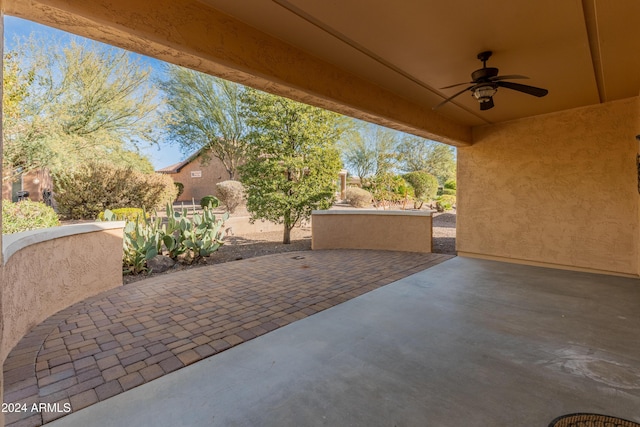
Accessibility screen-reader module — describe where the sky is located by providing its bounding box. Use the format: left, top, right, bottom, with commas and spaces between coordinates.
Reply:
4, 15, 186, 170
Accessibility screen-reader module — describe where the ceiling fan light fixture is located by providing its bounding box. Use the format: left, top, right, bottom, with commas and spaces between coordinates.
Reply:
473, 85, 497, 103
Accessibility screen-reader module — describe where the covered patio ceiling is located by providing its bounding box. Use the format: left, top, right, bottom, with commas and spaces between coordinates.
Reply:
4, 0, 640, 144
199, 0, 640, 127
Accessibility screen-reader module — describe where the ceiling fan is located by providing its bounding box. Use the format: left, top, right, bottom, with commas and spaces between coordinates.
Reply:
434, 51, 548, 111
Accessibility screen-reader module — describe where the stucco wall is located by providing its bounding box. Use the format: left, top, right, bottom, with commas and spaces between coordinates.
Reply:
1, 224, 125, 360
311, 210, 432, 253
168, 156, 230, 202
458, 97, 639, 276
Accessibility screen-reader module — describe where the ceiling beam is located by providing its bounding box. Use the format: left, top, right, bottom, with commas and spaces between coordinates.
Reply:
581, 0, 605, 103
5, 0, 472, 146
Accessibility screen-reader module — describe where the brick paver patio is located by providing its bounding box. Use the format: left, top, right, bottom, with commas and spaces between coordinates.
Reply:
3, 250, 452, 426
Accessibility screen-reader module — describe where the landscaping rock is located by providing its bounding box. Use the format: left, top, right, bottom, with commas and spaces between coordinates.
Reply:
147, 255, 176, 273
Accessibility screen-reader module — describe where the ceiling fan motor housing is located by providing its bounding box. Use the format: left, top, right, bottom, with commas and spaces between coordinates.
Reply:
472, 67, 499, 82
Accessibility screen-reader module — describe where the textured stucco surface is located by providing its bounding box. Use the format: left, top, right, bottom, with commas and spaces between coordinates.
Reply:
311, 211, 432, 253
165, 156, 230, 203
1, 228, 124, 360
458, 97, 639, 276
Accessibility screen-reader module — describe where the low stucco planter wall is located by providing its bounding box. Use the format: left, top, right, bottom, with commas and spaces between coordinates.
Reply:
1, 222, 125, 360
311, 209, 433, 253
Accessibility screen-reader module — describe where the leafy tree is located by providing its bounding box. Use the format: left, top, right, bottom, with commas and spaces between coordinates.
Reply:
340, 122, 398, 178
3, 51, 34, 122
404, 171, 438, 209
2, 36, 159, 179
342, 135, 375, 179
160, 65, 249, 179
397, 136, 456, 185
239, 89, 344, 244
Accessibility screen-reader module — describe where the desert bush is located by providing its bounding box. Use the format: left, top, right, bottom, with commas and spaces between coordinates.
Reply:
435, 195, 456, 212
345, 187, 372, 208
174, 182, 184, 199
200, 195, 220, 209
444, 179, 457, 190
363, 173, 413, 208
97, 207, 147, 222
216, 180, 245, 213
137, 173, 179, 212
442, 188, 456, 196
403, 171, 438, 209
2, 200, 60, 234
54, 162, 178, 219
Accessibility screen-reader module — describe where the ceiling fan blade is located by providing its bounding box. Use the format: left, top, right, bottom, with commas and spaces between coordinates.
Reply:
433, 85, 474, 110
480, 97, 495, 111
497, 81, 548, 97
440, 81, 473, 89
490, 74, 529, 82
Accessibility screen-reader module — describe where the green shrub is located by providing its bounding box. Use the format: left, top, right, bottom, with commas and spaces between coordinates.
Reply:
363, 173, 414, 208
442, 188, 457, 196
403, 171, 438, 209
97, 208, 147, 222
54, 162, 178, 219
200, 195, 220, 209
444, 180, 457, 190
174, 182, 185, 200
345, 187, 372, 208
2, 200, 60, 234
215, 180, 245, 213
435, 195, 456, 212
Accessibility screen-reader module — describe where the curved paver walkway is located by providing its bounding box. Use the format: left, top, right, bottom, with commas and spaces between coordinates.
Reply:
4, 250, 452, 426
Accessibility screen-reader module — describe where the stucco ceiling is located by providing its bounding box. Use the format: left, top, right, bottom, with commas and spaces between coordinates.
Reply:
197, 0, 640, 127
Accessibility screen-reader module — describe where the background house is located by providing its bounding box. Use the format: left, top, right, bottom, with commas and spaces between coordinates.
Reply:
1, 169, 53, 203
157, 149, 230, 203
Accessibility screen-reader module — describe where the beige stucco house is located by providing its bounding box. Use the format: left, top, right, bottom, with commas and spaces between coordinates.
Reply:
0, 1, 639, 422
156, 149, 231, 203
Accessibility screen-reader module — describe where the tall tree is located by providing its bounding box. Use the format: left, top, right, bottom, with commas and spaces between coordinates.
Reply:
160, 66, 248, 179
2, 36, 160, 177
397, 136, 456, 185
340, 122, 398, 178
239, 89, 344, 244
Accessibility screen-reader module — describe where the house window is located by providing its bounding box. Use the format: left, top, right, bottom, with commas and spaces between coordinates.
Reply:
191, 171, 202, 178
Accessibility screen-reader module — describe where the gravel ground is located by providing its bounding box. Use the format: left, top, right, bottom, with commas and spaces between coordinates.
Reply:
124, 210, 456, 283
431, 211, 457, 254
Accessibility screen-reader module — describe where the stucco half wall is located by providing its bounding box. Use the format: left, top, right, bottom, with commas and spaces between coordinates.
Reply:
311, 210, 433, 253
458, 97, 639, 277
1, 223, 125, 361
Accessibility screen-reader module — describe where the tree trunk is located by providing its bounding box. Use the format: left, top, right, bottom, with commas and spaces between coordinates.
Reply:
283, 225, 291, 244
283, 210, 292, 244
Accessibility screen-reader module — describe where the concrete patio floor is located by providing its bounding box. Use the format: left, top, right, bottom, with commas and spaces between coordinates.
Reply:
45, 256, 640, 427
